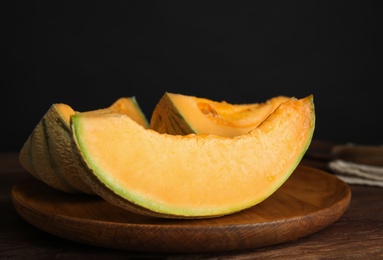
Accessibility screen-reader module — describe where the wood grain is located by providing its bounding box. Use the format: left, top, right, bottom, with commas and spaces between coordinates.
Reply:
11, 165, 351, 253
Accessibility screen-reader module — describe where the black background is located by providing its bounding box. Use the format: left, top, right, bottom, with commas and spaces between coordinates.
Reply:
1, 0, 382, 152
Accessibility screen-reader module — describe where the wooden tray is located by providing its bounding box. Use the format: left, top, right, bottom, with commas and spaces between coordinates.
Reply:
11, 165, 351, 253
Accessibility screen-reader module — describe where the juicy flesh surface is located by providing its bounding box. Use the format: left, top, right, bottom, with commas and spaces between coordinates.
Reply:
196, 96, 290, 127
73, 96, 314, 216
171, 94, 291, 137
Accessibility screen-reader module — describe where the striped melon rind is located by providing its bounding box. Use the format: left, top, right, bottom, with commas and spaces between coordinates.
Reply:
19, 103, 85, 193
19, 97, 149, 194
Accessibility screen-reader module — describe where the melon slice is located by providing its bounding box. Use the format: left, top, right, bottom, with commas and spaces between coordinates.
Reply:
150, 92, 291, 137
71, 95, 315, 218
19, 97, 149, 194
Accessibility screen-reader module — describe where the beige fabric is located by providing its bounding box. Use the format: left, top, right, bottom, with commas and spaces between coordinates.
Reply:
329, 159, 383, 188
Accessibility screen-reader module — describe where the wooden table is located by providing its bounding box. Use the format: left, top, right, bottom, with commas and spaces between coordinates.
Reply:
1, 140, 383, 259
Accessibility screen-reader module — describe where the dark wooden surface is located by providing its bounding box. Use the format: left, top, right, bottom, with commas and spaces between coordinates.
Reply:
11, 165, 350, 253
1, 140, 383, 259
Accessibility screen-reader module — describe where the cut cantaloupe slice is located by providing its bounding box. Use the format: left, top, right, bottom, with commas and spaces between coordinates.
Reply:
71, 95, 315, 218
150, 92, 291, 137
19, 97, 149, 194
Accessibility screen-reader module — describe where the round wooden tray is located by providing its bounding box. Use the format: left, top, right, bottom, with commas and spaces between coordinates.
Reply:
11, 165, 351, 253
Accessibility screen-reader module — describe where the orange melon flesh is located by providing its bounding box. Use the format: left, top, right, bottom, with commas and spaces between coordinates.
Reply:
57, 97, 149, 128
150, 92, 291, 137
109, 97, 149, 127
72, 95, 315, 218
55, 103, 75, 123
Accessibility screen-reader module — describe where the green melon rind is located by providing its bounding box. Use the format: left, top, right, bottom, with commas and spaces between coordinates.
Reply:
43, 105, 95, 194
19, 105, 80, 193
